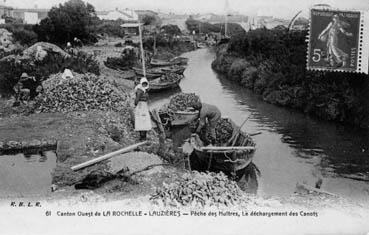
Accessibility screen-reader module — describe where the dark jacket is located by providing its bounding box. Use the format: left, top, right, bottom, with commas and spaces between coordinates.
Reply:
134, 88, 149, 106
196, 103, 221, 132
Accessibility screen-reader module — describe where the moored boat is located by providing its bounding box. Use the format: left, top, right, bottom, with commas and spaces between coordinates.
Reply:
150, 57, 189, 67
148, 74, 183, 92
132, 67, 162, 80
161, 65, 186, 75
133, 65, 186, 79
182, 118, 258, 191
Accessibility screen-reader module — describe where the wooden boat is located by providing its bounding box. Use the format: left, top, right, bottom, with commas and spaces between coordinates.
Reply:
170, 57, 189, 65
133, 65, 186, 79
150, 57, 188, 67
161, 65, 186, 75
150, 59, 177, 67
182, 118, 258, 191
196, 42, 207, 48
132, 67, 162, 80
148, 74, 183, 93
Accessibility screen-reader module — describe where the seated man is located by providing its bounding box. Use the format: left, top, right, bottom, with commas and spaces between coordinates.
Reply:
193, 102, 221, 145
14, 73, 35, 104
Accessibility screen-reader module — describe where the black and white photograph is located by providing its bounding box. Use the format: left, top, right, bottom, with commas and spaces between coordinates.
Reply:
0, 0, 368, 234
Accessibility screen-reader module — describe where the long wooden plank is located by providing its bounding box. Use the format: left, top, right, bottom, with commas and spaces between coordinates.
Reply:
71, 141, 147, 171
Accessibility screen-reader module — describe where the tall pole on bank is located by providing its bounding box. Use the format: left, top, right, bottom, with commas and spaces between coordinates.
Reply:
138, 23, 146, 77
224, 0, 229, 37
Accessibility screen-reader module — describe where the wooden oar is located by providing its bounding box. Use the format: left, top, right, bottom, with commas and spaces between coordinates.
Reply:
227, 115, 251, 146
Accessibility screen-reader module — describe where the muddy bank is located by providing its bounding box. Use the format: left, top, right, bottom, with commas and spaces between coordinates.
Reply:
211, 30, 369, 128
0, 111, 169, 186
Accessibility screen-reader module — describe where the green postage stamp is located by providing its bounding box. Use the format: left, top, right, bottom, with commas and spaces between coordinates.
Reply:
307, 9, 369, 74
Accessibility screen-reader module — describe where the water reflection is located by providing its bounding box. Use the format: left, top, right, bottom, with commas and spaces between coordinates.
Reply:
0, 151, 57, 197
216, 74, 369, 176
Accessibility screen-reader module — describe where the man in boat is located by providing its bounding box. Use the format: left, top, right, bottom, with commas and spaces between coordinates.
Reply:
193, 102, 221, 145
134, 77, 152, 140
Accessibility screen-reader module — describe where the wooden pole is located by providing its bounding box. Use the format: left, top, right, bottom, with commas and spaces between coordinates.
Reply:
71, 141, 147, 171
227, 115, 250, 146
201, 146, 256, 151
138, 23, 146, 77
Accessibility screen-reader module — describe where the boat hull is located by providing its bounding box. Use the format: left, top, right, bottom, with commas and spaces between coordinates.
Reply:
187, 119, 256, 188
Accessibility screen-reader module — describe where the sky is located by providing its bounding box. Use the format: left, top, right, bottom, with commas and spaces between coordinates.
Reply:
2, 0, 369, 18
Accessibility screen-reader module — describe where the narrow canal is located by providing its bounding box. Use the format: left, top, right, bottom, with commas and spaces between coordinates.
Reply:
150, 48, 369, 203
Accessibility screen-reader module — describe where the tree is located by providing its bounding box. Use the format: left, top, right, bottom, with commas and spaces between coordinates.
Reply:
140, 14, 162, 55
34, 0, 98, 45
161, 24, 181, 36
141, 15, 157, 26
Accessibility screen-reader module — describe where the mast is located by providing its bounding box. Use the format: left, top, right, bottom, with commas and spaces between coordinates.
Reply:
224, 0, 230, 37
225, 13, 228, 37
138, 23, 146, 77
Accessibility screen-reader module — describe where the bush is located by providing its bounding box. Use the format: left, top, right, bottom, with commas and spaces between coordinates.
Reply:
228, 58, 248, 83
104, 51, 137, 70
1, 23, 38, 46
34, 0, 98, 45
213, 28, 369, 126
161, 24, 181, 36
0, 49, 99, 97
95, 20, 125, 38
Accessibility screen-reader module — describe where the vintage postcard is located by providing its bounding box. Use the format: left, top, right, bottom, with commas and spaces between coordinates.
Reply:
0, 0, 369, 234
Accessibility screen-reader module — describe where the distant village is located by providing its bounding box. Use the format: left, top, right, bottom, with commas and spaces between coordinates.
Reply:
0, 1, 308, 31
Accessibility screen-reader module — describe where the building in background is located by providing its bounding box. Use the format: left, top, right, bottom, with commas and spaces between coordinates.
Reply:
97, 8, 138, 22
0, 2, 12, 23
12, 8, 48, 24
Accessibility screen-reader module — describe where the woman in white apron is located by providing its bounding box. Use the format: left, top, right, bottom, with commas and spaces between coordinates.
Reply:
134, 77, 152, 140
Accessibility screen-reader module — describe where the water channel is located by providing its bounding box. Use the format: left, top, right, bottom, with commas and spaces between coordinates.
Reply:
150, 48, 369, 203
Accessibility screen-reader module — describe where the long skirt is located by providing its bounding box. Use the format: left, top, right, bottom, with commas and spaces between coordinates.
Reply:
134, 101, 152, 131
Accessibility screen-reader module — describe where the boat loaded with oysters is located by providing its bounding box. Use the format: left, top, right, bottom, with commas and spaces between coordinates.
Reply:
156, 93, 260, 192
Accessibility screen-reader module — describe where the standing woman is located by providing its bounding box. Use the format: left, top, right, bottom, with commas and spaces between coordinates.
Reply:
134, 77, 152, 140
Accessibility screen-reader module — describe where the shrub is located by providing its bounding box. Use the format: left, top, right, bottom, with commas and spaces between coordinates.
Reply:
1, 23, 38, 46
215, 28, 369, 126
161, 24, 181, 36
95, 20, 125, 38
34, 0, 98, 45
228, 58, 248, 83
0, 49, 99, 97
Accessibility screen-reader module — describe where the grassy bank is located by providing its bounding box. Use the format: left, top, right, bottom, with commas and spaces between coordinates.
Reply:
211, 29, 369, 128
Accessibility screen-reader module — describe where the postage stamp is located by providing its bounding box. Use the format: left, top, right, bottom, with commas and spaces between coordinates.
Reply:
307, 9, 368, 74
